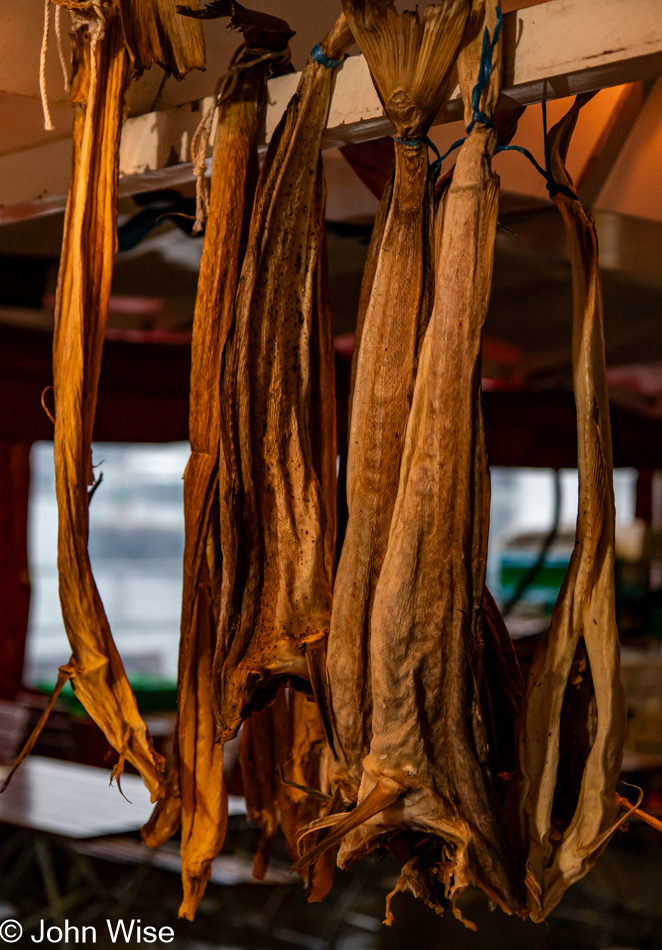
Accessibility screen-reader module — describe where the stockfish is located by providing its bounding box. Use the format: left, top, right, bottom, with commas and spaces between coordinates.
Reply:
326, 0, 470, 806
4, 0, 205, 802
514, 95, 628, 922
299, 1, 526, 920
214, 13, 353, 743
142, 3, 293, 921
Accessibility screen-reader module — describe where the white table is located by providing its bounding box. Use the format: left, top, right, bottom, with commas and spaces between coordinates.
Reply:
0, 756, 244, 839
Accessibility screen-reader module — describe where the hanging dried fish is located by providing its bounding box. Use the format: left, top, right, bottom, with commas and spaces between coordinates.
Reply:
4, 0, 205, 802
299, 1, 527, 919
240, 690, 335, 900
238, 212, 338, 900
118, 0, 205, 77
142, 4, 293, 922
214, 13, 353, 743
326, 0, 470, 807
4, 6, 158, 801
513, 95, 628, 922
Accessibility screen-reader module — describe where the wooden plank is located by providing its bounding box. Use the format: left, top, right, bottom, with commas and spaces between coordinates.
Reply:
576, 80, 656, 207
1, 0, 662, 223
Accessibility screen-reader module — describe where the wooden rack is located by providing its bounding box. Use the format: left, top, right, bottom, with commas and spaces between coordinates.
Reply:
1, 0, 660, 223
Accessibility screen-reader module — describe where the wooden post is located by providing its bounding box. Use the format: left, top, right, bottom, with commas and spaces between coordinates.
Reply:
0, 440, 32, 701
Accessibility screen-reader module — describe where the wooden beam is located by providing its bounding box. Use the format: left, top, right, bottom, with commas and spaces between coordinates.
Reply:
1, 0, 662, 223
577, 80, 656, 208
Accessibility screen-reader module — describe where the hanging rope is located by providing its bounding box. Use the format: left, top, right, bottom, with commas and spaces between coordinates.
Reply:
54, 3, 70, 93
494, 102, 577, 200
189, 44, 291, 233
40, 0, 55, 131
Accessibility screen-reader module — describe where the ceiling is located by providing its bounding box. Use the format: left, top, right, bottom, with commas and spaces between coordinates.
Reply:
0, 0, 661, 419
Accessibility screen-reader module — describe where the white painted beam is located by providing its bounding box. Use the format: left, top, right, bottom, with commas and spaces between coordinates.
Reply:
1, 0, 661, 223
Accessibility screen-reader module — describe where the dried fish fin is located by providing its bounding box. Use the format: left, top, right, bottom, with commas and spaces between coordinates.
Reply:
1, 664, 73, 793
50, 11, 164, 803
180, 0, 294, 45
342, 0, 470, 139
293, 780, 403, 872
118, 0, 205, 78
514, 95, 627, 922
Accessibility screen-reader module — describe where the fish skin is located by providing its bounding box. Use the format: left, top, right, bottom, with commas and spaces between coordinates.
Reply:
303, 1, 527, 918
51, 11, 165, 803
214, 15, 353, 743
142, 19, 292, 918
326, 0, 469, 808
513, 94, 628, 922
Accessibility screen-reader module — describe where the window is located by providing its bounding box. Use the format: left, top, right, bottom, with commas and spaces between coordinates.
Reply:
26, 442, 188, 690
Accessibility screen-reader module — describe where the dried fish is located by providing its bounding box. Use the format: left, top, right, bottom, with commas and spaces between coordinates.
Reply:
142, 6, 293, 921
118, 0, 205, 77
326, 0, 470, 805
300, 1, 527, 919
241, 691, 335, 900
5, 0, 205, 803
3, 7, 162, 801
214, 13, 353, 743
240, 692, 290, 882
513, 95, 628, 922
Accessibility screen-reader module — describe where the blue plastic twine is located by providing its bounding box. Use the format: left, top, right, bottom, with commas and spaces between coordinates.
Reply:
395, 136, 443, 183
467, 8, 503, 134
428, 12, 577, 201
428, 10, 504, 167
391, 10, 577, 200
494, 102, 577, 200
311, 44, 344, 69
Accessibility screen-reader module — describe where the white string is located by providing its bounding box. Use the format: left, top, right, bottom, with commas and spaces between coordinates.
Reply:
54, 3, 70, 93
189, 46, 292, 233
40, 0, 55, 131
190, 97, 216, 233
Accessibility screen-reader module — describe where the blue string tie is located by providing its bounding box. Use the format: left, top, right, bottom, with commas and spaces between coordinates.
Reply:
429, 11, 503, 167
394, 136, 443, 183
311, 44, 344, 69
494, 102, 577, 200
466, 8, 502, 134
390, 10, 577, 201
425, 12, 577, 201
